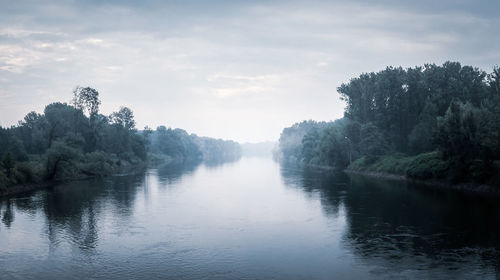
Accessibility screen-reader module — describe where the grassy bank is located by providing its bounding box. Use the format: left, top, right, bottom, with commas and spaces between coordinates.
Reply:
0, 151, 149, 197
347, 151, 500, 187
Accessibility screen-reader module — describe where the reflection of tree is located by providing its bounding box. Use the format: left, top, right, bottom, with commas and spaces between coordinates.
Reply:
203, 156, 241, 169
156, 160, 200, 185
279, 163, 500, 276
0, 172, 146, 254
342, 175, 500, 272
1, 199, 14, 228
42, 174, 145, 252
279, 163, 348, 216
344, 176, 500, 257
42, 180, 106, 252
107, 174, 146, 215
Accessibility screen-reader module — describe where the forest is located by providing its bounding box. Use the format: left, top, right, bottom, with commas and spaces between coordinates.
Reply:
278, 62, 500, 186
0, 87, 241, 190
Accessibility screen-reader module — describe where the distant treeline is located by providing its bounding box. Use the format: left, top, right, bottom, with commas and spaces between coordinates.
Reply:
278, 62, 500, 186
241, 141, 276, 157
146, 127, 241, 164
0, 87, 241, 189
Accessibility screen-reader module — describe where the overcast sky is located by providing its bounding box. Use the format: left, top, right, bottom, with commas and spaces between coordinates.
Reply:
1, 0, 499, 142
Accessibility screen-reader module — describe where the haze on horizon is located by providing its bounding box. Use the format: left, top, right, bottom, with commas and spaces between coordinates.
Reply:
1, 0, 499, 143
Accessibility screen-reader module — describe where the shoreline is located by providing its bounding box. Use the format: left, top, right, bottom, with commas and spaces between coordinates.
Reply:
0, 182, 54, 197
344, 169, 500, 196
0, 163, 149, 198
0, 156, 195, 198
4, 158, 499, 198
280, 158, 500, 196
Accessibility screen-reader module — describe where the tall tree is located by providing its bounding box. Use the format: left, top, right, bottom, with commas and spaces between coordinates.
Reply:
72, 86, 101, 117
110, 107, 136, 131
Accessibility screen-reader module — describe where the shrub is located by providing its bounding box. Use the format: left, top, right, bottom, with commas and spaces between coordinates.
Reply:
80, 151, 114, 176
0, 170, 9, 190
406, 151, 449, 180
370, 155, 412, 175
16, 162, 42, 183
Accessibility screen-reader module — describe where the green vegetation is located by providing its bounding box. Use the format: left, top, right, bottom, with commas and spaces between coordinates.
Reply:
278, 62, 500, 186
349, 152, 449, 180
0, 87, 241, 191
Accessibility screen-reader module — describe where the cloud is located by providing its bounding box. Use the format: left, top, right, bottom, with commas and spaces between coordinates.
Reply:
212, 86, 269, 99
0, 0, 499, 142
208, 74, 282, 100
207, 74, 281, 83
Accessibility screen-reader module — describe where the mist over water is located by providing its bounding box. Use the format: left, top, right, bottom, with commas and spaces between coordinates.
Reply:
1, 157, 498, 279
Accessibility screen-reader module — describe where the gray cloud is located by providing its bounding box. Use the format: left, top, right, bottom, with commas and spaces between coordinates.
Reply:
0, 0, 499, 142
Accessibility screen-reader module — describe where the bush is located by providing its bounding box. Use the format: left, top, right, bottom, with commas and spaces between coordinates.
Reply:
348, 156, 370, 171
79, 151, 114, 176
349, 156, 379, 171
0, 170, 9, 190
349, 152, 450, 180
45, 140, 82, 180
348, 155, 410, 175
370, 155, 412, 175
16, 162, 43, 183
406, 151, 449, 180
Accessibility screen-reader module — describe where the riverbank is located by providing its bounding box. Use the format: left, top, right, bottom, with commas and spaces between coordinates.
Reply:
344, 152, 500, 194
0, 155, 206, 198
0, 162, 149, 198
0, 181, 53, 197
280, 156, 500, 196
344, 169, 500, 196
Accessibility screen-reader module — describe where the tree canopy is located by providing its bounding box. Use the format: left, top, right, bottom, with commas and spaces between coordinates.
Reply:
278, 62, 500, 186
0, 87, 241, 190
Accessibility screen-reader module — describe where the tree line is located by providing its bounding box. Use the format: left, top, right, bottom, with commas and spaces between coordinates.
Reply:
0, 87, 241, 190
278, 62, 500, 186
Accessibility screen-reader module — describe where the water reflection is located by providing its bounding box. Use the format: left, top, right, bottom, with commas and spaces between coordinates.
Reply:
343, 176, 500, 276
279, 162, 500, 277
279, 164, 348, 217
1, 199, 14, 228
155, 159, 200, 185
0, 158, 499, 279
203, 156, 241, 168
1, 158, 238, 231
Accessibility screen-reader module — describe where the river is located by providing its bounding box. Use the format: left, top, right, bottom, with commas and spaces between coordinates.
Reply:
0, 157, 499, 279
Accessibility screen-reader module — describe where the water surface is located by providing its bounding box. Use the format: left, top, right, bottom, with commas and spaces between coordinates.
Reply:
1, 157, 499, 279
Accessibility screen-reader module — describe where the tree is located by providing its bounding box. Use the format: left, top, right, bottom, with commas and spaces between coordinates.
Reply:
17, 111, 48, 154
408, 98, 438, 154
72, 86, 101, 117
1, 153, 14, 177
142, 126, 153, 152
337, 62, 491, 155
359, 123, 390, 157
302, 129, 319, 164
110, 107, 136, 131
72, 87, 102, 151
45, 138, 82, 180
434, 102, 489, 181
44, 102, 84, 148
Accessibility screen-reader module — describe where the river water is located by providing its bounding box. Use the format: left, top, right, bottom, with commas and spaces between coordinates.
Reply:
0, 157, 499, 279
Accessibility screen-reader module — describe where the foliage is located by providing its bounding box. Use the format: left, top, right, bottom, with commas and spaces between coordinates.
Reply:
279, 62, 500, 186
0, 86, 242, 190
348, 152, 449, 180
72, 86, 101, 117
349, 155, 411, 175
147, 126, 241, 162
278, 120, 330, 162
405, 152, 449, 180
110, 106, 136, 131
